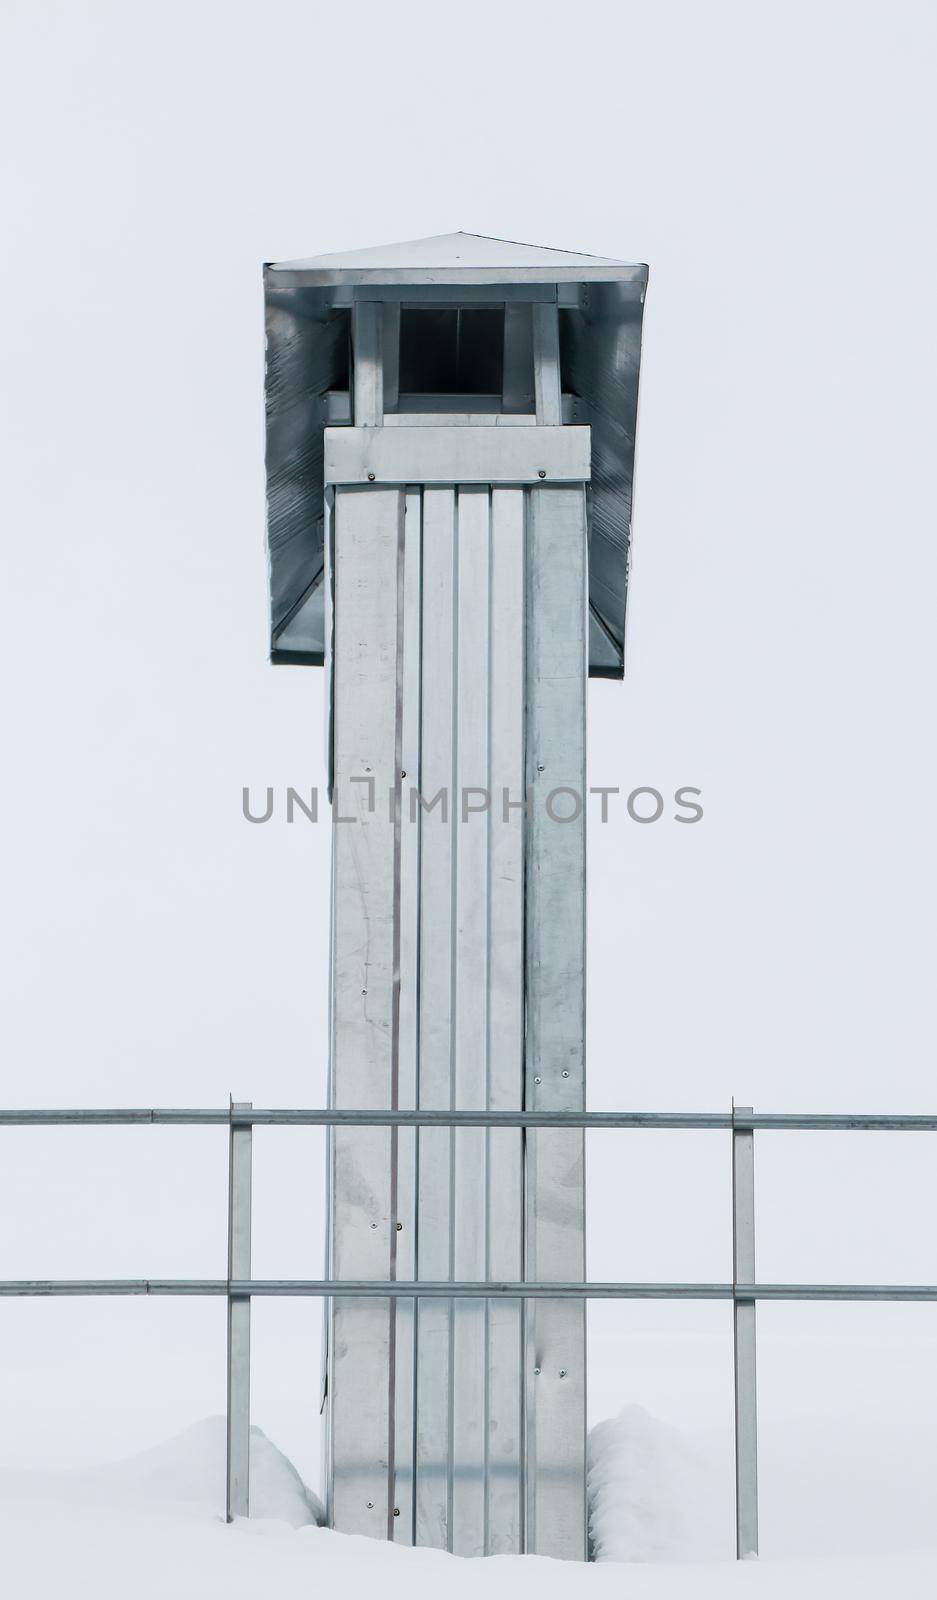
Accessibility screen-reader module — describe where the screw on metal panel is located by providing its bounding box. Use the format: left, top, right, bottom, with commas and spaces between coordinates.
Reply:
362, 989, 367, 995
393, 1507, 401, 1517
401, 770, 406, 778
367, 472, 376, 481
534, 1076, 541, 1085
367, 1501, 374, 1509
370, 1222, 378, 1230
562, 1071, 569, 1078
537, 764, 544, 772
559, 1369, 567, 1378
538, 470, 546, 478
395, 1222, 403, 1231
533, 1366, 541, 1375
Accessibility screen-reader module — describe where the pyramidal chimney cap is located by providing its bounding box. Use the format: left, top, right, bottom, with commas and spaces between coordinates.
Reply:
264, 232, 648, 678
267, 230, 648, 287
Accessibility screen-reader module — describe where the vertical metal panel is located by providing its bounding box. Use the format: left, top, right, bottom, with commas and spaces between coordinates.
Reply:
532, 305, 562, 426
329, 485, 403, 1536
559, 281, 645, 672
733, 1106, 759, 1560
413, 484, 531, 1557
226, 1100, 252, 1522
352, 302, 383, 427
324, 487, 335, 792
525, 486, 588, 1560
330, 467, 588, 1558
392, 488, 422, 1542
321, 483, 338, 1511
414, 487, 457, 1550
451, 486, 491, 1555
485, 488, 526, 1550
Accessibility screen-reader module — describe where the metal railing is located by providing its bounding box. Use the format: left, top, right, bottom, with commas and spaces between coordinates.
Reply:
3, 1102, 936, 1556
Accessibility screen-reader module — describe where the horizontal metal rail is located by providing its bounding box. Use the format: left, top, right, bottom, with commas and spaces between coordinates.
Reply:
3, 1279, 937, 1301
2, 1107, 937, 1130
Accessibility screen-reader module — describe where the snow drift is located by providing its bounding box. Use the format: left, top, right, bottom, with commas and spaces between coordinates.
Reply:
587, 1405, 728, 1562
0, 1416, 323, 1528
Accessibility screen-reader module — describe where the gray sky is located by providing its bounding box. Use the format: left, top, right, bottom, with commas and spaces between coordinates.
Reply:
1, 0, 935, 1557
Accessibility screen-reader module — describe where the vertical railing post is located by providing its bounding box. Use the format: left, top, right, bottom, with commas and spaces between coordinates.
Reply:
226, 1099, 252, 1521
732, 1103, 758, 1558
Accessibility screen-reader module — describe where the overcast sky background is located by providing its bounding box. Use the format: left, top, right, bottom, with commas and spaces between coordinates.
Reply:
1, 0, 935, 1560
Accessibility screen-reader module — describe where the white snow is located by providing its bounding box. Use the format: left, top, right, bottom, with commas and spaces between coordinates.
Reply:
0, 1416, 323, 1529
3, 1415, 937, 1598
588, 1405, 728, 1562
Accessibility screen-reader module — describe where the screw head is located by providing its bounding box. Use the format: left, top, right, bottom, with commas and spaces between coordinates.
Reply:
393, 1507, 401, 1517
367, 1500, 374, 1509
538, 469, 546, 479
367, 472, 376, 481
395, 1221, 403, 1231
533, 1366, 541, 1375
562, 1070, 570, 1079
534, 1076, 541, 1085
559, 1369, 567, 1378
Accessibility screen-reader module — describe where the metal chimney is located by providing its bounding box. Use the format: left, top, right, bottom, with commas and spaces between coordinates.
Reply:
263, 232, 647, 1559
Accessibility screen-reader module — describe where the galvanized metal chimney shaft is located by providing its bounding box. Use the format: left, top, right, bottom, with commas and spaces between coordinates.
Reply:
263, 234, 647, 1560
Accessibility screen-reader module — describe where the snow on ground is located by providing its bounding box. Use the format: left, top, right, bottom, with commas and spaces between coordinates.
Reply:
3, 1416, 937, 1599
